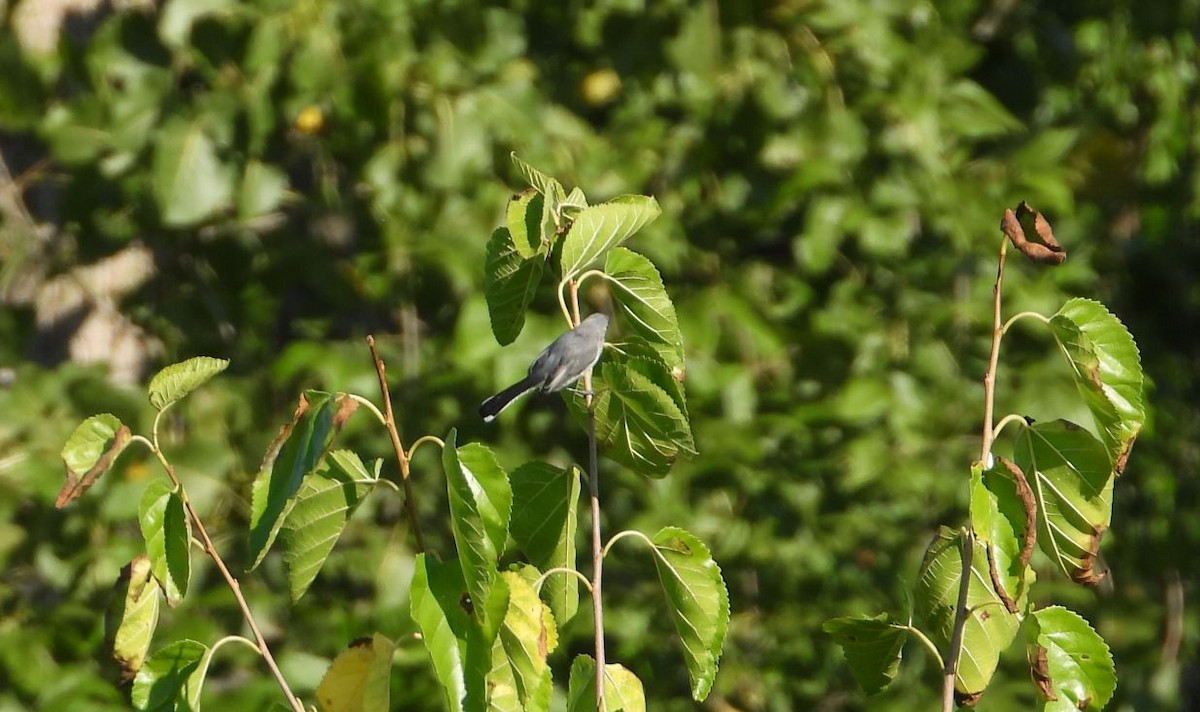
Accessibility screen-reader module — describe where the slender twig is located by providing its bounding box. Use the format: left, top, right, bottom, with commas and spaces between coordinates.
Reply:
532, 566, 594, 593
345, 393, 387, 426
144, 445, 305, 712
407, 435, 445, 461
210, 634, 263, 656
366, 335, 426, 554
943, 237, 1009, 712
601, 528, 657, 559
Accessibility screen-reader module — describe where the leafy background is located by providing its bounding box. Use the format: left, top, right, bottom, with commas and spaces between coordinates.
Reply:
1, 0, 1197, 709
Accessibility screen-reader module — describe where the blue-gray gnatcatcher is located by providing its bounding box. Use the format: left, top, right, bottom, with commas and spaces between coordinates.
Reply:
479, 313, 609, 422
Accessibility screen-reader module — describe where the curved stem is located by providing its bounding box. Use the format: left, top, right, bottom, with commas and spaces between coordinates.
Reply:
146, 446, 304, 712
1001, 310, 1051, 336
557, 277, 573, 326
210, 634, 262, 656
353, 477, 401, 494
532, 567, 593, 593
407, 435, 445, 461
601, 529, 656, 560
990, 413, 1029, 445
366, 335, 426, 554
346, 393, 387, 426
903, 624, 945, 671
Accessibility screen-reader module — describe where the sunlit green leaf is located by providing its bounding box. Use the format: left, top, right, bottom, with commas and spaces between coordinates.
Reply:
106, 556, 161, 682
1015, 420, 1114, 584
1049, 298, 1145, 473
131, 639, 208, 712
315, 633, 395, 712
280, 450, 374, 602
147, 356, 229, 411
238, 160, 289, 221
505, 189, 545, 258
914, 527, 1021, 697
509, 462, 581, 626
249, 391, 359, 570
138, 480, 191, 607
484, 227, 545, 346
560, 195, 661, 279
822, 615, 907, 695
970, 459, 1036, 609
648, 527, 729, 701
566, 655, 646, 712
1025, 607, 1116, 711
605, 247, 685, 370
56, 413, 131, 508
510, 153, 565, 209
443, 429, 511, 631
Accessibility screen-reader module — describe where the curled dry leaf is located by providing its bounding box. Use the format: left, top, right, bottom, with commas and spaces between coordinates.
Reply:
1001, 201, 1066, 265
997, 455, 1037, 568
1031, 645, 1057, 701
1070, 533, 1108, 586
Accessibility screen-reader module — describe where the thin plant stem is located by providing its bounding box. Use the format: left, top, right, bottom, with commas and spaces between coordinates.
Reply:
943, 237, 1008, 712
532, 566, 594, 593
990, 413, 1029, 445
903, 624, 945, 671
346, 393, 387, 426
366, 335, 426, 554
145, 445, 305, 712
407, 435, 445, 461
1001, 310, 1050, 335
601, 528, 656, 559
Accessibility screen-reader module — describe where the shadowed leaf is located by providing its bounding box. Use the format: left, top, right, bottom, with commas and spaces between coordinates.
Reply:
822, 615, 907, 695
138, 480, 191, 607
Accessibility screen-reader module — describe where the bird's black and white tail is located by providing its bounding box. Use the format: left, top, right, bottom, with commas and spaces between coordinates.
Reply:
478, 375, 539, 422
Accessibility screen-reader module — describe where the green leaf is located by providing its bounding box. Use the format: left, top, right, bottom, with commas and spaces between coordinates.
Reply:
575, 360, 695, 478
159, 0, 236, 50
495, 571, 557, 711
147, 356, 229, 411
970, 459, 1037, 609
1025, 607, 1116, 711
510, 153, 565, 209
280, 450, 374, 602
484, 227, 545, 346
105, 556, 161, 682
560, 195, 661, 279
604, 247, 685, 370
315, 633, 396, 712
1049, 298, 1145, 473
648, 527, 729, 701
248, 391, 359, 570
152, 117, 234, 227
561, 186, 588, 211
914, 527, 1021, 697
443, 430, 512, 630
238, 160, 289, 221
509, 462, 581, 626
1015, 420, 1114, 585
138, 480, 191, 607
821, 615, 907, 695
505, 189, 545, 258
131, 639, 208, 712
410, 554, 504, 712
566, 655, 646, 712
55, 413, 132, 508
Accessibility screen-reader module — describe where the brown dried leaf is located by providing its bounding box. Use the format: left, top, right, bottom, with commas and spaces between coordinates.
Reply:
997, 455, 1037, 568
1070, 531, 1109, 586
1031, 644, 1057, 701
986, 543, 1019, 615
1001, 202, 1066, 265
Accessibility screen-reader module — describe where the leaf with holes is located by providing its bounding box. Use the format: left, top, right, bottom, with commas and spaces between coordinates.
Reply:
1024, 606, 1116, 711
822, 615, 907, 695
248, 391, 358, 570
560, 195, 661, 279
648, 527, 729, 701
605, 247, 685, 370
56, 413, 132, 508
281, 450, 374, 602
484, 227, 545, 346
509, 462, 581, 626
1015, 420, 1114, 585
138, 480, 191, 607
1049, 298, 1145, 473
443, 429, 511, 633
914, 527, 1021, 698
315, 633, 395, 712
147, 357, 229, 411
566, 656, 646, 712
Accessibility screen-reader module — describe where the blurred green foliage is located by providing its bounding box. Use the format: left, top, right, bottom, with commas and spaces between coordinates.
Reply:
1, 0, 1197, 709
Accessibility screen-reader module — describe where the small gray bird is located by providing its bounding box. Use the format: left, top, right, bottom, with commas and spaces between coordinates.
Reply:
479, 313, 609, 422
